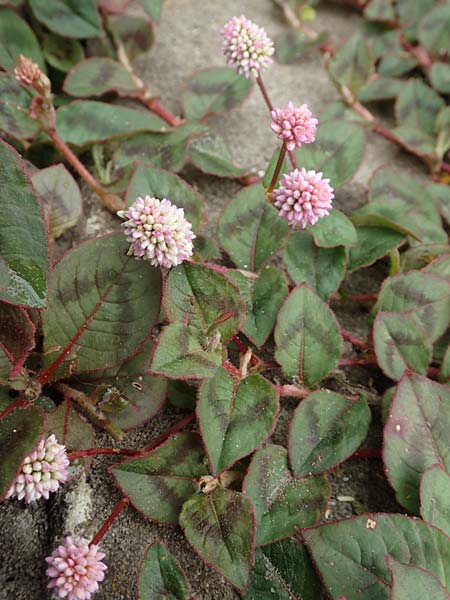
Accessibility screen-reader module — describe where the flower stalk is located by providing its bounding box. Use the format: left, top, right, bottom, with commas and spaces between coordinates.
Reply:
91, 497, 129, 546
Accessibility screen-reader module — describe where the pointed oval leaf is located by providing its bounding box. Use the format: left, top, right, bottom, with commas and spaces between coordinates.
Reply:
243, 444, 328, 545
420, 465, 450, 538
32, 164, 82, 239
111, 432, 208, 524
0, 302, 35, 378
64, 57, 137, 97
41, 233, 161, 381
151, 323, 223, 380
329, 33, 374, 93
0, 74, 40, 140
0, 7, 45, 72
373, 271, 450, 342
348, 226, 405, 272
0, 140, 49, 308
283, 231, 346, 300
289, 390, 371, 477
218, 184, 289, 272
383, 374, 450, 513
0, 403, 46, 500
42, 33, 84, 72
274, 284, 343, 386
29, 0, 102, 39
180, 487, 255, 592
303, 513, 450, 600
56, 101, 167, 146
164, 263, 244, 344
74, 339, 167, 430
188, 130, 247, 178
294, 120, 365, 188
181, 67, 253, 120
395, 79, 444, 132
373, 312, 433, 381
389, 558, 450, 600
226, 267, 288, 348
308, 209, 357, 248
126, 164, 204, 231
418, 5, 450, 56
245, 538, 323, 600
198, 367, 279, 475
138, 541, 192, 600
430, 63, 450, 95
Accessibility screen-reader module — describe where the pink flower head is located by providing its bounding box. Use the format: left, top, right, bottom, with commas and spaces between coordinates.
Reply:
5, 434, 69, 503
46, 536, 107, 600
273, 168, 334, 228
117, 196, 195, 269
14, 54, 41, 87
270, 102, 318, 151
221, 15, 274, 78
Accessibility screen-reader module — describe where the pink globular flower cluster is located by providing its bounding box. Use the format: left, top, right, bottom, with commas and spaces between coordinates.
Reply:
273, 168, 334, 228
46, 537, 107, 600
270, 101, 318, 151
5, 434, 69, 503
117, 196, 195, 269
221, 15, 274, 78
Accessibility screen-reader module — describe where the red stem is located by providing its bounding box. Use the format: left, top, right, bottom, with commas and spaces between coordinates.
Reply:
90, 497, 129, 546
231, 335, 259, 366
48, 129, 124, 214
142, 413, 195, 453
138, 95, 182, 127
62, 399, 71, 445
341, 329, 367, 350
335, 293, 378, 303
68, 447, 140, 460
339, 356, 377, 367
400, 36, 432, 70
347, 448, 381, 461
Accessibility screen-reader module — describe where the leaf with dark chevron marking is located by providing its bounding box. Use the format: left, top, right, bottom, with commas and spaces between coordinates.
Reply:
138, 541, 192, 600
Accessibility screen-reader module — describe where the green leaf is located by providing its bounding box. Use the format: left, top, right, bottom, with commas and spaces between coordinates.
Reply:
164, 262, 245, 344
226, 267, 288, 348
56, 101, 167, 146
430, 63, 450, 95
111, 432, 208, 523
401, 244, 450, 272
151, 323, 223, 380
188, 130, 247, 178
218, 184, 289, 272
181, 67, 253, 120
0, 140, 49, 308
395, 79, 444, 132
424, 255, 450, 279
180, 487, 255, 592
329, 33, 374, 94
138, 541, 192, 600
0, 7, 45, 72
113, 122, 206, 171
442, 344, 450, 383
418, 5, 450, 56
29, 0, 102, 39
348, 226, 405, 271
74, 339, 166, 430
373, 271, 450, 342
0, 302, 35, 379
289, 390, 371, 477
397, 0, 434, 41
192, 235, 221, 263
42, 233, 161, 380
294, 120, 365, 188
245, 537, 323, 600
0, 403, 46, 500
64, 57, 137, 97
42, 34, 84, 72
47, 400, 94, 478
391, 125, 436, 158
308, 209, 357, 248
274, 284, 343, 386
373, 312, 432, 381
275, 30, 328, 63
283, 231, 346, 300
421, 465, 450, 538
197, 368, 278, 475
364, 0, 396, 22
384, 373, 450, 513
389, 558, 450, 600
32, 164, 82, 240
378, 52, 418, 77
139, 0, 163, 22
358, 77, 405, 102
303, 513, 450, 600
244, 444, 328, 545
0, 74, 39, 140
126, 164, 204, 230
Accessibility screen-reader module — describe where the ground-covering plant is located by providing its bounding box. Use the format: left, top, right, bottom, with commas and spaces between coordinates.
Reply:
0, 1, 450, 599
